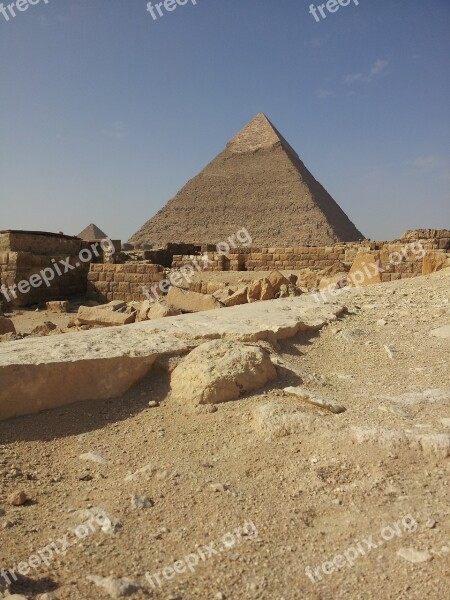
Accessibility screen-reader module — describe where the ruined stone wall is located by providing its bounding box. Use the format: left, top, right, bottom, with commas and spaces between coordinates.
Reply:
0, 231, 91, 307
171, 232, 450, 280
86, 263, 165, 303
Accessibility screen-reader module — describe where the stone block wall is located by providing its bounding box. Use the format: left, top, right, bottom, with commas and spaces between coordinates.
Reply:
86, 263, 165, 303
0, 231, 92, 307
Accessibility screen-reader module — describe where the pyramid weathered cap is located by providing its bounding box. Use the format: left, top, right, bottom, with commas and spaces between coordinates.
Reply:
77, 223, 108, 240
227, 113, 294, 154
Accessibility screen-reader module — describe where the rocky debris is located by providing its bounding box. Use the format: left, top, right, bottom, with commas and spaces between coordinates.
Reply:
31, 321, 58, 335
253, 402, 319, 438
77, 305, 136, 327
0, 317, 16, 335
212, 286, 235, 304
247, 279, 262, 303
349, 253, 382, 286
430, 325, 450, 339
86, 575, 141, 598
46, 300, 69, 313
124, 463, 156, 482
283, 386, 346, 414
352, 426, 450, 458
7, 490, 29, 506
147, 302, 181, 320
130, 495, 153, 509
137, 299, 152, 321
70, 507, 121, 534
170, 340, 277, 405
166, 286, 221, 312
422, 251, 449, 275
396, 548, 433, 563
79, 452, 109, 465
222, 286, 248, 307
260, 278, 275, 301
268, 270, 291, 293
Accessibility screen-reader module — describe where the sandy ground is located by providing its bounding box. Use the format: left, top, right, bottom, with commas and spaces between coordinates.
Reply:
0, 271, 449, 599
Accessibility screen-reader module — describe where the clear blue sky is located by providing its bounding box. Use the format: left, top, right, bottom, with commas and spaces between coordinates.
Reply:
1, 0, 449, 242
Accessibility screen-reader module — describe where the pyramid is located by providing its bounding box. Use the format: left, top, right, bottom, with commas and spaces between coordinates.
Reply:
77, 223, 108, 241
129, 114, 364, 247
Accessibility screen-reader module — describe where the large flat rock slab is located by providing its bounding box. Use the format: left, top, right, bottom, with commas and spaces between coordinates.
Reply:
0, 296, 344, 420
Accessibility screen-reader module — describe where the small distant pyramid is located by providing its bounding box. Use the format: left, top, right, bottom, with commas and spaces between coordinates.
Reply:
77, 223, 108, 241
129, 113, 364, 247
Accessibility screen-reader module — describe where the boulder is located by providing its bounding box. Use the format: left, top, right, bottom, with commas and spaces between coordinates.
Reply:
319, 273, 350, 291
422, 252, 449, 275
348, 253, 382, 287
97, 300, 127, 311
77, 306, 136, 327
46, 300, 70, 313
260, 278, 275, 301
0, 317, 15, 335
222, 286, 248, 307
137, 300, 152, 321
247, 280, 262, 303
31, 321, 57, 335
268, 270, 291, 292
166, 286, 221, 312
213, 287, 235, 304
148, 302, 181, 320
170, 340, 277, 406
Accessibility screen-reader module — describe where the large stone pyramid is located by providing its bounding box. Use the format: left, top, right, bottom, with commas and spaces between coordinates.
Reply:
78, 223, 108, 241
130, 114, 364, 247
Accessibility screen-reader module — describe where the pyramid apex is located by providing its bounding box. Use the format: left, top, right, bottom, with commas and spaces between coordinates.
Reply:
227, 113, 285, 153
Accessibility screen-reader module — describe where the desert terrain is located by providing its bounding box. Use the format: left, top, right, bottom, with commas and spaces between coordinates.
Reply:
0, 269, 449, 600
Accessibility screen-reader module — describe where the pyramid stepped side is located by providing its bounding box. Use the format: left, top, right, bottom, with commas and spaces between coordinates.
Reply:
130, 114, 364, 247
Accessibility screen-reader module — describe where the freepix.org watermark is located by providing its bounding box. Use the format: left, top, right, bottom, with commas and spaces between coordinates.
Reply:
313, 241, 426, 305
145, 520, 259, 590
305, 514, 418, 583
0, 238, 115, 304
142, 227, 252, 302
309, 0, 361, 23
1, 509, 112, 586
146, 0, 197, 22
0, 0, 49, 23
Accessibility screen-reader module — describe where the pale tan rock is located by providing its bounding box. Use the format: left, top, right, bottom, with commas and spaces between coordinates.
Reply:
137, 300, 152, 321
148, 303, 181, 320
260, 278, 275, 301
213, 287, 234, 304
222, 286, 248, 307
170, 340, 277, 406
166, 286, 221, 312
77, 306, 136, 327
348, 253, 382, 286
0, 317, 15, 335
0, 295, 343, 420
253, 402, 319, 438
97, 300, 127, 311
247, 280, 262, 303
31, 321, 57, 335
46, 300, 69, 313
422, 252, 448, 275
284, 386, 346, 414
268, 270, 291, 292
319, 273, 349, 291
7, 490, 29, 506
397, 548, 433, 563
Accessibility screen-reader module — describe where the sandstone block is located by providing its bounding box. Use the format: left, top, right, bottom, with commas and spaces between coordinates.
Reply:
422, 252, 448, 275
46, 301, 70, 313
166, 286, 221, 312
170, 340, 277, 406
77, 306, 136, 327
348, 253, 382, 287
222, 286, 248, 307
148, 302, 181, 320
